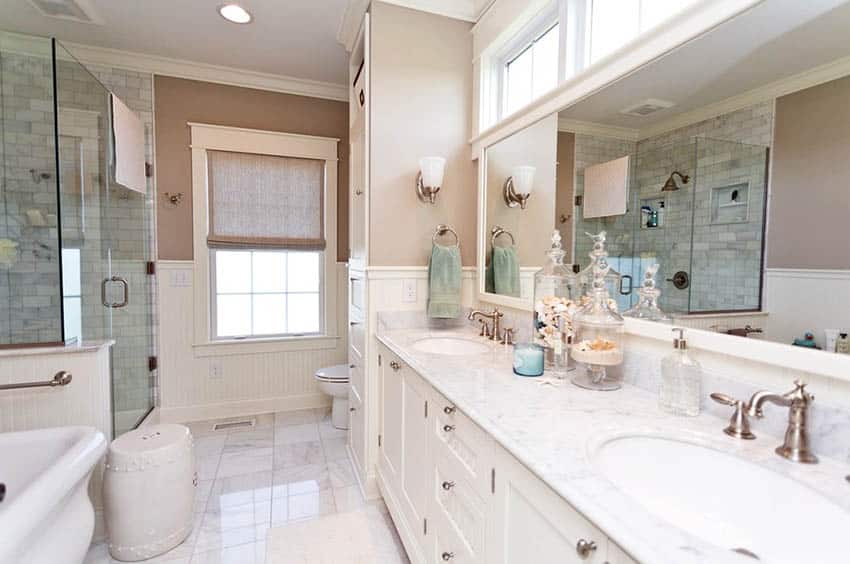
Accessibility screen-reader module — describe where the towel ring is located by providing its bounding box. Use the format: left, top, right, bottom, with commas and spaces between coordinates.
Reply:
490, 226, 515, 248
433, 224, 459, 246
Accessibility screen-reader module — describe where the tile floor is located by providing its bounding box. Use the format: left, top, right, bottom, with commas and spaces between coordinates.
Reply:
84, 408, 409, 564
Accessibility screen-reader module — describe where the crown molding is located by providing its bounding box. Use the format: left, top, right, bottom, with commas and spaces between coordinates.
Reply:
558, 118, 639, 142
0, 30, 347, 102
375, 0, 480, 22
337, 0, 371, 52
637, 53, 850, 140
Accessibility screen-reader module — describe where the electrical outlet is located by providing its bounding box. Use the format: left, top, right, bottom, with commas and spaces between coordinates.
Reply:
402, 279, 417, 303
209, 360, 223, 380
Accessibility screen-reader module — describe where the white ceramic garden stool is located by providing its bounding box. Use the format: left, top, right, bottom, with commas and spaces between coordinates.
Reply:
103, 424, 196, 561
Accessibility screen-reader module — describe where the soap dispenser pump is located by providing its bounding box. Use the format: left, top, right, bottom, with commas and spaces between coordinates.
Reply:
659, 328, 702, 416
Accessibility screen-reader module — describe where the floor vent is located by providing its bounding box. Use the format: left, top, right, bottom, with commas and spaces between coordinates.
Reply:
28, 0, 103, 25
213, 418, 256, 432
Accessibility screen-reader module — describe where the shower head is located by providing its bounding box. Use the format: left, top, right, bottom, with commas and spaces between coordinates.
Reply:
661, 171, 690, 192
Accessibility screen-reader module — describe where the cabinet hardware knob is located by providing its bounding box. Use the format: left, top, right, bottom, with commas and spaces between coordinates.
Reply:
576, 539, 597, 559
349, 406, 356, 412
443, 405, 456, 414
441, 552, 454, 561
443, 424, 455, 433
441, 480, 455, 491
389, 361, 401, 371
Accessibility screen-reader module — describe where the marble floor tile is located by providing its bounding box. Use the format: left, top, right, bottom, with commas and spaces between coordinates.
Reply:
191, 541, 266, 564
273, 440, 324, 469
202, 500, 271, 533
327, 458, 357, 489
273, 409, 318, 427
274, 423, 320, 445
332, 485, 366, 513
207, 471, 273, 509
317, 420, 347, 440
270, 497, 289, 526
287, 490, 337, 522
193, 523, 268, 554
217, 447, 273, 478
320, 437, 348, 461
223, 427, 274, 453
272, 463, 331, 497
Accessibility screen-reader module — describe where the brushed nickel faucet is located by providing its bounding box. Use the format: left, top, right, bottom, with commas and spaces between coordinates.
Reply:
468, 308, 503, 343
712, 380, 818, 464
746, 380, 818, 463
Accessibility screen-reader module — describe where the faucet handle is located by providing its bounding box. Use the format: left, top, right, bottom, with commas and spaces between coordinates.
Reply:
502, 328, 515, 346
710, 393, 756, 440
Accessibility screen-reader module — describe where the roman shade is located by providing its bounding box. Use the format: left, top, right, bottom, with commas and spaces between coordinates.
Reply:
207, 150, 325, 250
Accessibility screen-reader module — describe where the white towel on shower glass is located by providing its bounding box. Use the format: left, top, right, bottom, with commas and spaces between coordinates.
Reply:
583, 155, 630, 219
110, 93, 146, 194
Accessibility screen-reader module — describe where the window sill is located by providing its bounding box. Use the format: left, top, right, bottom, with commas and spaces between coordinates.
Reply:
193, 334, 341, 357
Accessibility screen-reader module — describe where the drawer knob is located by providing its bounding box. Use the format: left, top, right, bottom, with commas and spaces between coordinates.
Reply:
349, 406, 356, 412
576, 539, 597, 559
443, 424, 455, 433
441, 480, 455, 491
389, 361, 401, 371
443, 405, 456, 414
441, 552, 455, 561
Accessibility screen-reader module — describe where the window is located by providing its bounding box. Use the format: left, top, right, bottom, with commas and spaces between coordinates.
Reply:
213, 249, 321, 338
189, 123, 338, 348
589, 0, 699, 63
503, 22, 560, 115
61, 247, 82, 342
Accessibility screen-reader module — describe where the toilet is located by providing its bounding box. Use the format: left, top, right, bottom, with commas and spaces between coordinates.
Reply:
315, 364, 350, 430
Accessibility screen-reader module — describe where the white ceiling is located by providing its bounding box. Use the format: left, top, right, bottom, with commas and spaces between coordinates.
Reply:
0, 0, 352, 85
558, 0, 850, 136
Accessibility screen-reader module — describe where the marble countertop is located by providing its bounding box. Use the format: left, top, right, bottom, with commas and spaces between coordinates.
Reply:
376, 326, 850, 564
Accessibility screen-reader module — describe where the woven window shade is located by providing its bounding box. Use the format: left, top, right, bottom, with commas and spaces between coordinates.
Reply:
207, 150, 325, 250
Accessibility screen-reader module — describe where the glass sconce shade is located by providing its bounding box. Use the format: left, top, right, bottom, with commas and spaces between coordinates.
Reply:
417, 156, 446, 204
511, 165, 536, 195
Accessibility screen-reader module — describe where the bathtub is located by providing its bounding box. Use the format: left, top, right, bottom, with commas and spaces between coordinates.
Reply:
0, 426, 107, 564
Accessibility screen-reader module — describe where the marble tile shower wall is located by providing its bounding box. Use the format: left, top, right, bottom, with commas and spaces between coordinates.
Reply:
572, 102, 774, 314
0, 49, 63, 344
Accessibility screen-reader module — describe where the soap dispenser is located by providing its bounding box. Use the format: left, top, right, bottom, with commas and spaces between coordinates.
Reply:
659, 328, 701, 416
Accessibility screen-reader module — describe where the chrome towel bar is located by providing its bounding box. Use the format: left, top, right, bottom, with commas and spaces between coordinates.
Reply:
0, 371, 72, 391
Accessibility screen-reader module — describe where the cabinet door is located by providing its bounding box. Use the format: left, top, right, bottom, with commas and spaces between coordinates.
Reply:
400, 367, 430, 545
348, 383, 365, 476
379, 348, 403, 492
489, 447, 607, 564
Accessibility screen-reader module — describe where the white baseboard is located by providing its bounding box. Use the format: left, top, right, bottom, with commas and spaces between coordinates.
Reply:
377, 469, 423, 564
347, 443, 381, 500
158, 393, 331, 423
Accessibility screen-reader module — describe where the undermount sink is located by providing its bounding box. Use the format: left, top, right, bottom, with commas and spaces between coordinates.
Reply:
412, 337, 490, 355
592, 434, 850, 563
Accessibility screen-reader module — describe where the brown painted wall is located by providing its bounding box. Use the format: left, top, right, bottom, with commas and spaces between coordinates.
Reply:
369, 2, 476, 266
153, 76, 349, 261
767, 76, 850, 269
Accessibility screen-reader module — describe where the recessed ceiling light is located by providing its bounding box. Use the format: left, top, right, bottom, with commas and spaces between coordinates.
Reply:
218, 4, 252, 24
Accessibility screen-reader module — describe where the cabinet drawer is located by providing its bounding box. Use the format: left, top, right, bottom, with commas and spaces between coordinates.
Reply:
607, 540, 638, 564
349, 317, 365, 361
432, 515, 476, 564
433, 452, 486, 562
432, 396, 492, 497
348, 275, 365, 318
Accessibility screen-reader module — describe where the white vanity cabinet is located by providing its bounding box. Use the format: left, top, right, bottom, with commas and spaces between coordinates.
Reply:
376, 341, 638, 564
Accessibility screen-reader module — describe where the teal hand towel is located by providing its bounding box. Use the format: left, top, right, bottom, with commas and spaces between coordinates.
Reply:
428, 243, 462, 318
485, 258, 495, 293
492, 246, 520, 297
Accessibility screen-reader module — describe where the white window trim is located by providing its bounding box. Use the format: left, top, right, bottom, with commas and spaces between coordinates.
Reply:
189, 123, 340, 353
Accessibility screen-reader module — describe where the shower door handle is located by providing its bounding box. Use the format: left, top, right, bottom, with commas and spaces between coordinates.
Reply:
619, 275, 633, 295
101, 276, 129, 308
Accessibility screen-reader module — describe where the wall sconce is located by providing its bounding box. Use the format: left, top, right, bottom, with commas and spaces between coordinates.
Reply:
504, 165, 536, 209
416, 156, 446, 204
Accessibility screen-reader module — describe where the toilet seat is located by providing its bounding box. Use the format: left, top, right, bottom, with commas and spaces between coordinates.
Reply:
315, 364, 350, 382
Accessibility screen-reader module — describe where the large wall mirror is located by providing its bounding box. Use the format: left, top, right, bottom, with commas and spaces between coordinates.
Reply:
478, 1, 850, 356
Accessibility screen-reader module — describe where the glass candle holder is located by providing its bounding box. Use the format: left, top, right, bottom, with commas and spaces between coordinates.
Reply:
513, 343, 544, 377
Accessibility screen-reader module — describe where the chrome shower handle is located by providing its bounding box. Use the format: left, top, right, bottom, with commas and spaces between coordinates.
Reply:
101, 276, 129, 308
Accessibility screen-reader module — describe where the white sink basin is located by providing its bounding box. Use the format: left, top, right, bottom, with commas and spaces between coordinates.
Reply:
412, 337, 490, 355
0, 426, 107, 564
592, 434, 850, 563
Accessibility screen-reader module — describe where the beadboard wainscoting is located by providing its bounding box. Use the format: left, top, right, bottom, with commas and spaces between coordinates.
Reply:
764, 268, 850, 347
155, 261, 349, 422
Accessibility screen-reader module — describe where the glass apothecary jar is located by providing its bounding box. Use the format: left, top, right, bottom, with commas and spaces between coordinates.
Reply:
623, 264, 670, 322
575, 231, 625, 307
532, 231, 579, 375
571, 262, 625, 391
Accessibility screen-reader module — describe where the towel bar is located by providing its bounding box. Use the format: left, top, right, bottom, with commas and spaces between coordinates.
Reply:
432, 225, 459, 246
0, 371, 72, 391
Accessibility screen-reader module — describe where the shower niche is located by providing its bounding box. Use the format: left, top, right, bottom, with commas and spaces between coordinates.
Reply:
710, 182, 750, 224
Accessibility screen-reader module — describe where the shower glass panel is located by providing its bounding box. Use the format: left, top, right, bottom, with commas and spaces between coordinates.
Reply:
573, 136, 768, 315
54, 40, 155, 435
0, 35, 64, 345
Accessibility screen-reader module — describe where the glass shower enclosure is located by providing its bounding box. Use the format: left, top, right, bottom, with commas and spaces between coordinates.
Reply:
574, 137, 770, 315
0, 33, 156, 436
